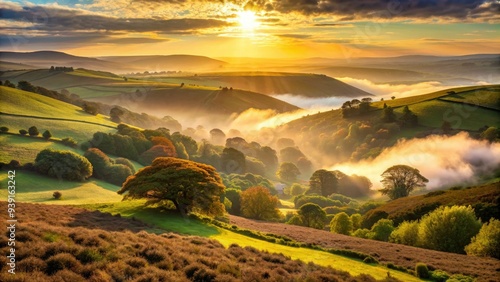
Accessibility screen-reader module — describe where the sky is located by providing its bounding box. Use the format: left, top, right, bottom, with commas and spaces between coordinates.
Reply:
0, 0, 499, 58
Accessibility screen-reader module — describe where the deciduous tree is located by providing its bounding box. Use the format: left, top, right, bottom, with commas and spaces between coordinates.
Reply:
379, 165, 428, 200
308, 169, 337, 197
118, 157, 225, 217
240, 186, 280, 221
330, 212, 353, 235
276, 162, 300, 182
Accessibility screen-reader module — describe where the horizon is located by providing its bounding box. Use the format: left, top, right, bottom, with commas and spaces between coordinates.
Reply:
1, 1, 499, 59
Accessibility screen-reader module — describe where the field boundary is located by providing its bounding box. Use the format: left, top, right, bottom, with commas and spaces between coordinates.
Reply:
0, 112, 117, 129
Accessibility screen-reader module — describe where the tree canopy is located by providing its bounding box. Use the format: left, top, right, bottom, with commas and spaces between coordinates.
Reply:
35, 149, 92, 182
379, 165, 428, 200
240, 186, 281, 221
308, 169, 337, 197
118, 157, 225, 217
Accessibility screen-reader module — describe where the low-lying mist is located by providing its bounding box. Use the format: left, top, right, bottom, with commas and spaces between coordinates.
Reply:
329, 132, 500, 191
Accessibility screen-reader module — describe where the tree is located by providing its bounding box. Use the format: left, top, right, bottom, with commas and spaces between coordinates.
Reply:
465, 219, 500, 259
35, 149, 93, 181
19, 129, 28, 135
225, 188, 241, 215
221, 147, 246, 174
381, 106, 396, 122
370, 219, 394, 241
139, 145, 177, 166
389, 220, 419, 246
17, 80, 36, 93
330, 212, 353, 235
42, 130, 52, 140
240, 186, 281, 221
419, 205, 481, 254
28, 126, 39, 136
0, 126, 8, 133
118, 157, 225, 217
209, 128, 226, 145
114, 157, 136, 174
481, 126, 498, 142
298, 203, 326, 229
350, 213, 362, 231
308, 169, 337, 197
84, 148, 113, 179
82, 102, 100, 115
276, 162, 300, 182
279, 146, 306, 163
289, 183, 305, 196
379, 165, 428, 200
399, 106, 418, 128
105, 164, 133, 186
109, 107, 124, 123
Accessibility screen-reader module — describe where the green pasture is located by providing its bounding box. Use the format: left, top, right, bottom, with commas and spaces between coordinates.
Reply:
439, 87, 500, 110
0, 171, 122, 205
0, 116, 116, 143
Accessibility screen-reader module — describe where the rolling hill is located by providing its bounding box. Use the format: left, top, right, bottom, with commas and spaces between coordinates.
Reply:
100, 54, 228, 72
0, 69, 301, 126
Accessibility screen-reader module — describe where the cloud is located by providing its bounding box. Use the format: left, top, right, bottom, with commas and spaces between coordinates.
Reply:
271, 94, 349, 109
336, 77, 451, 99
329, 132, 500, 190
277, 33, 312, 39
0, 2, 231, 34
243, 0, 499, 22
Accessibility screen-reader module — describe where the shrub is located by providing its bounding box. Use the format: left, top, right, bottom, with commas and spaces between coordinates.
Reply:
419, 205, 481, 254
19, 129, 28, 135
330, 212, 353, 235
53, 191, 62, 200
465, 218, 500, 259
363, 256, 378, 264
389, 220, 419, 246
415, 263, 429, 279
17, 256, 46, 272
35, 149, 93, 181
0, 126, 8, 132
76, 249, 103, 264
350, 213, 362, 230
295, 195, 338, 209
28, 126, 39, 136
114, 157, 136, 174
45, 253, 81, 275
353, 228, 372, 239
370, 219, 394, 241
61, 137, 78, 148
298, 203, 327, 229
430, 270, 450, 282
105, 164, 133, 186
42, 130, 52, 140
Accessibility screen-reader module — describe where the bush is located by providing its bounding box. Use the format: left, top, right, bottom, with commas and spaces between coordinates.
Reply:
352, 228, 372, 239
19, 129, 28, 135
415, 263, 429, 279
370, 219, 394, 241
419, 205, 481, 254
298, 203, 327, 229
45, 253, 81, 275
35, 149, 93, 181
53, 191, 62, 200
389, 220, 419, 246
114, 158, 136, 174
350, 213, 362, 230
42, 130, 52, 140
295, 195, 339, 209
61, 137, 78, 148
465, 218, 500, 259
0, 126, 8, 132
28, 126, 39, 136
104, 164, 133, 186
430, 270, 450, 282
330, 212, 353, 235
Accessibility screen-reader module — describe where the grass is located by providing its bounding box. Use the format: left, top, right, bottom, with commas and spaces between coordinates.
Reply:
0, 116, 117, 143
0, 171, 122, 205
0, 86, 116, 126
82, 200, 420, 281
439, 88, 500, 110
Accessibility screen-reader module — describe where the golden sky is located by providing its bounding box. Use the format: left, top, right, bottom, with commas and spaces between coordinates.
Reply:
1, 0, 499, 58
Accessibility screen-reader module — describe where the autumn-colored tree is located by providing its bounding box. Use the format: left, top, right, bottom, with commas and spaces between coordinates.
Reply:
380, 165, 428, 200
240, 186, 281, 221
330, 212, 353, 235
118, 157, 225, 217
139, 145, 177, 165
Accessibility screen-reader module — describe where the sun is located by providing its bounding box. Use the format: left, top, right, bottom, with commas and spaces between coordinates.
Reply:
237, 11, 260, 30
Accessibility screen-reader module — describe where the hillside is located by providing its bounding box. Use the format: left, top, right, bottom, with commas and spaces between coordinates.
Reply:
362, 181, 500, 228
100, 54, 228, 72
0, 51, 129, 73
191, 72, 373, 98
0, 202, 372, 282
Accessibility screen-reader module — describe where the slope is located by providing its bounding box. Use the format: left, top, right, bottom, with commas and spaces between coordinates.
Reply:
194, 72, 373, 98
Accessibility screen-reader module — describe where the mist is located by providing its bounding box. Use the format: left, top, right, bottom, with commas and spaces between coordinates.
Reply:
329, 132, 500, 191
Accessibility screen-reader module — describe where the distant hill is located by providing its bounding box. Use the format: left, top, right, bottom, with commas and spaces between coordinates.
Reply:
194, 72, 372, 98
0, 51, 129, 73
100, 54, 228, 72
0, 61, 37, 71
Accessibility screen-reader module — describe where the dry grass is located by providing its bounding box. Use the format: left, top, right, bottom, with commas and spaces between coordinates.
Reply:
229, 215, 500, 282
0, 202, 390, 282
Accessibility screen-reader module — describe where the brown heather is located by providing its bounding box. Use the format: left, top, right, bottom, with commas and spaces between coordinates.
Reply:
230, 215, 500, 282
1, 202, 390, 282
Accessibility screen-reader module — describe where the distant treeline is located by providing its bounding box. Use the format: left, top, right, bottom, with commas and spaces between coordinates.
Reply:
49, 66, 74, 72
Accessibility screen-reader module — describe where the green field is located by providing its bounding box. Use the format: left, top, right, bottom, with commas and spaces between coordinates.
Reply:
439, 88, 500, 110
0, 171, 122, 205
85, 200, 420, 281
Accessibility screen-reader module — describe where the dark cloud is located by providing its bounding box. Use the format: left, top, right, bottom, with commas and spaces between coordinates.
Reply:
0, 3, 231, 33
243, 0, 499, 21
